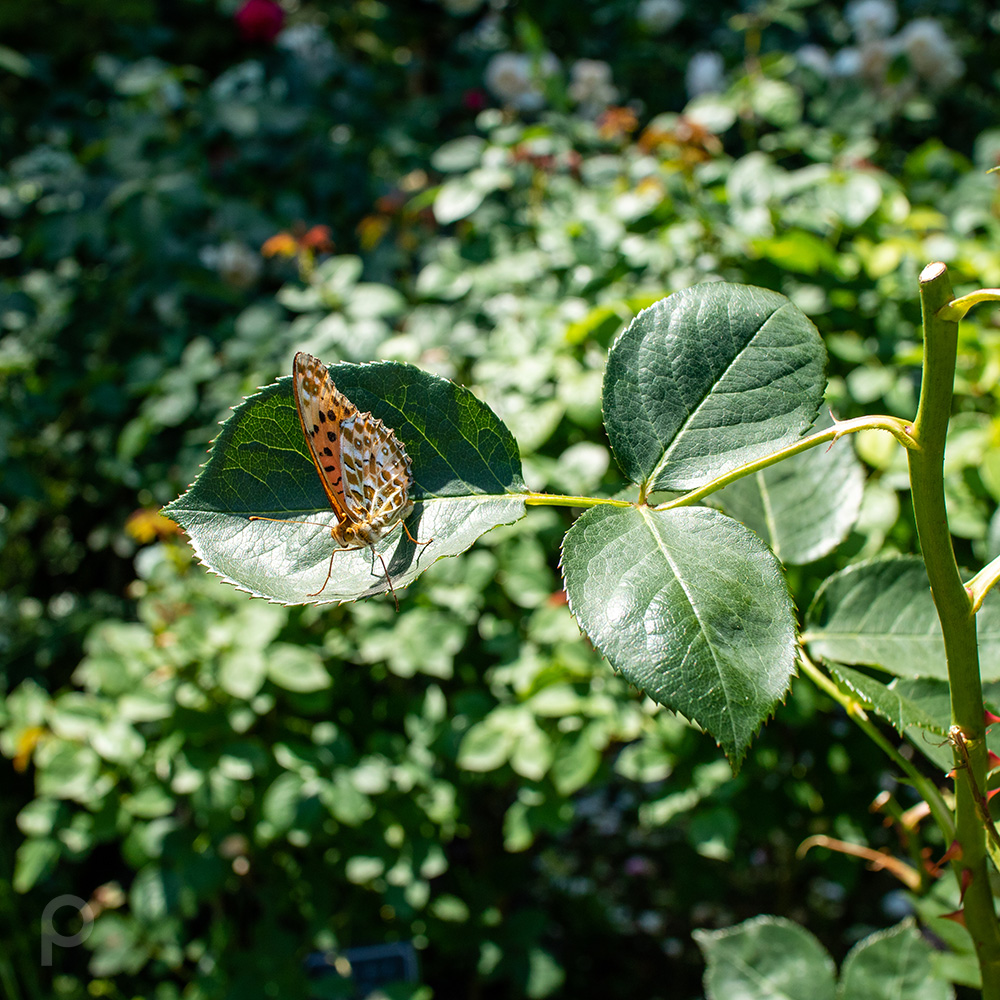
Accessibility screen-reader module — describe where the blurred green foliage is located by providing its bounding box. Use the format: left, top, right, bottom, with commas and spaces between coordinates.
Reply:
3, 1, 1000, 998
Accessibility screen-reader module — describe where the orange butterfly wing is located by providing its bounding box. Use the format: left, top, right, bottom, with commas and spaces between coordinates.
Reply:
292, 351, 357, 528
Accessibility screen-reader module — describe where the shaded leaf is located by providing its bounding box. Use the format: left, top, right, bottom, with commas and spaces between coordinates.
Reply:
165, 360, 526, 605
14, 837, 59, 893
713, 422, 864, 564
804, 557, 1000, 681
694, 915, 836, 1000
829, 665, 1000, 771
828, 664, 944, 735
561, 504, 796, 769
603, 283, 826, 492
839, 920, 953, 1000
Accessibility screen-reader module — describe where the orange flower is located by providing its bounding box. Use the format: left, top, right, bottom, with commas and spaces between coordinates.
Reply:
597, 106, 639, 140
125, 508, 182, 544
262, 224, 334, 261
261, 232, 299, 258
300, 225, 333, 252
13, 726, 45, 772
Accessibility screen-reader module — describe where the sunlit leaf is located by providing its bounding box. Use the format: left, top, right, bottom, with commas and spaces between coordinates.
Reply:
165, 361, 526, 605
561, 504, 796, 769
603, 282, 826, 492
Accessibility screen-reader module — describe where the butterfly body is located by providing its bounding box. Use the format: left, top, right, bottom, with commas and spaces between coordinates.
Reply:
288, 352, 423, 601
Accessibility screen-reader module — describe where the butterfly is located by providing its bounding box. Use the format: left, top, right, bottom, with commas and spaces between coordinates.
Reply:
252, 352, 428, 608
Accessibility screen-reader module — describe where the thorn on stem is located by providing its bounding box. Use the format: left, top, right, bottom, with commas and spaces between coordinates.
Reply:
936, 840, 963, 866
961, 867, 974, 900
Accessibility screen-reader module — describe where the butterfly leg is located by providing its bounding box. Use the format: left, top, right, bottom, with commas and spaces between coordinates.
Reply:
308, 546, 343, 598
369, 547, 400, 612
402, 520, 433, 550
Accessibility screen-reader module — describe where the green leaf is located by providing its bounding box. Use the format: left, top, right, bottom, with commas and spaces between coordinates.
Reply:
433, 167, 511, 224
14, 837, 60, 893
829, 666, 1000, 770
640, 759, 732, 826
164, 360, 525, 605
603, 283, 826, 491
748, 78, 803, 129
130, 865, 182, 922
713, 424, 864, 564
457, 709, 520, 772
828, 664, 944, 736
689, 806, 739, 861
266, 644, 331, 692
694, 915, 836, 1000
262, 772, 307, 833
839, 920, 953, 1000
751, 231, 842, 276
218, 649, 268, 700
561, 504, 796, 768
804, 557, 1000, 681
431, 136, 487, 172
550, 730, 601, 795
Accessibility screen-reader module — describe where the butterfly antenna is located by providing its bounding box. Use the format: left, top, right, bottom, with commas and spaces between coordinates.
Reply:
249, 515, 335, 530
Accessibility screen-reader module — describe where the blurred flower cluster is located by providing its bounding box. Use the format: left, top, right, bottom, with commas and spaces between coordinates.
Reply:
804, 0, 964, 92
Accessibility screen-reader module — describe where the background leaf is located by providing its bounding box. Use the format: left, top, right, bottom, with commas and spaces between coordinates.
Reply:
804, 557, 1000, 681
694, 915, 837, 1000
712, 419, 864, 564
561, 504, 796, 768
839, 919, 954, 1000
165, 361, 526, 604
603, 282, 826, 492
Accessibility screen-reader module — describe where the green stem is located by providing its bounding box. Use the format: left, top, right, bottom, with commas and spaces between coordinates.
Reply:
909, 262, 1000, 995
655, 413, 915, 511
798, 655, 954, 844
523, 492, 633, 509
522, 413, 915, 514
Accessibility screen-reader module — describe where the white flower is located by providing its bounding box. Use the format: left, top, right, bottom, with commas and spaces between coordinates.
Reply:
568, 59, 617, 113
637, 0, 683, 34
685, 51, 724, 98
796, 45, 832, 77
898, 18, 964, 88
831, 47, 863, 78
202, 241, 262, 289
484, 51, 559, 112
276, 24, 337, 84
845, 0, 897, 43
857, 38, 895, 84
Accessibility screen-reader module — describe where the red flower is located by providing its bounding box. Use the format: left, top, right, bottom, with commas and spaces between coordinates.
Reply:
462, 89, 488, 112
234, 0, 284, 43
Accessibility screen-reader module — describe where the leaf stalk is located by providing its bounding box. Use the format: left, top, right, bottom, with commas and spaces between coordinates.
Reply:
655, 414, 915, 511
